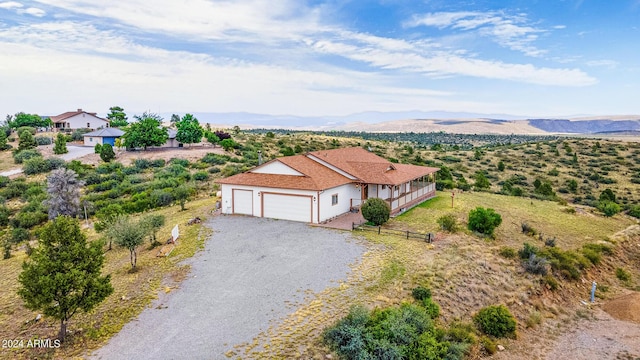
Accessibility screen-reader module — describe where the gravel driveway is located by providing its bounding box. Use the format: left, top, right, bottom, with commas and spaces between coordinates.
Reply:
92, 216, 365, 360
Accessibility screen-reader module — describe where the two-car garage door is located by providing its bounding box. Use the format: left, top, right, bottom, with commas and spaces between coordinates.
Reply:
262, 193, 312, 223
231, 189, 313, 223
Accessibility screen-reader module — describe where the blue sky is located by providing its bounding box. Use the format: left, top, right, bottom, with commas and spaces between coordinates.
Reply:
0, 0, 638, 118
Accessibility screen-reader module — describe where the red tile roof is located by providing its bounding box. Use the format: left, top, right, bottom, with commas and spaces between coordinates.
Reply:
218, 147, 438, 190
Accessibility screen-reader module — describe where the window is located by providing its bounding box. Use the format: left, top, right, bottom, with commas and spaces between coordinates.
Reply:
87, 122, 90, 128
89, 138, 93, 142
332, 194, 338, 205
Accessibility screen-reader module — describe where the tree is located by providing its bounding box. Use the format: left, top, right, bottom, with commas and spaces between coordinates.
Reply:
121, 112, 169, 150
599, 188, 616, 203
473, 172, 490, 191
18, 216, 113, 342
497, 161, 505, 171
94, 204, 125, 250
175, 113, 204, 147
44, 168, 83, 219
170, 114, 180, 125
94, 143, 102, 154
567, 179, 578, 193
141, 214, 165, 246
106, 106, 128, 127
204, 131, 220, 146
361, 198, 391, 226
173, 185, 194, 211
468, 207, 502, 236
100, 143, 115, 162
9, 112, 52, 129
220, 138, 239, 151
53, 133, 68, 154
214, 130, 231, 140
18, 129, 37, 151
0, 129, 9, 151
105, 215, 147, 269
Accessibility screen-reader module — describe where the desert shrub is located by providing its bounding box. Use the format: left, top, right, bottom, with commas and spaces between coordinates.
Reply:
16, 126, 36, 135
201, 153, 231, 165
170, 158, 190, 167
150, 190, 174, 208
150, 159, 166, 167
581, 248, 602, 265
361, 198, 391, 226
545, 238, 556, 247
10, 227, 30, 243
100, 143, 115, 162
583, 243, 613, 256
13, 149, 42, 164
521, 222, 537, 236
616, 268, 631, 282
444, 321, 477, 345
524, 254, 549, 275
133, 158, 151, 170
480, 336, 497, 355
46, 157, 65, 170
525, 311, 542, 328
436, 214, 458, 232
473, 305, 517, 338
0, 176, 9, 188
598, 201, 620, 217
411, 286, 432, 301
539, 247, 590, 280
193, 171, 209, 181
11, 210, 47, 229
0, 205, 10, 226
422, 298, 440, 319
519, 242, 539, 259
65, 160, 92, 177
208, 166, 221, 174
35, 136, 52, 145
543, 275, 559, 291
467, 207, 502, 236
23, 157, 49, 175
94, 143, 102, 154
499, 247, 516, 259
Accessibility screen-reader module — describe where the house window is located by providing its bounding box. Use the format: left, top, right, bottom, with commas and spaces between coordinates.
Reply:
332, 194, 338, 205
87, 122, 90, 128
89, 138, 93, 142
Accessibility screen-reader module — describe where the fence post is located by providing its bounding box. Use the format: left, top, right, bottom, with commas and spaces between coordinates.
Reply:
406, 231, 409, 239
378, 226, 381, 235
352, 222, 355, 230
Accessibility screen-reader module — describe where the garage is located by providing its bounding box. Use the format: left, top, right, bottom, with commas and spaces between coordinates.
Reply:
262, 193, 312, 223
232, 189, 253, 215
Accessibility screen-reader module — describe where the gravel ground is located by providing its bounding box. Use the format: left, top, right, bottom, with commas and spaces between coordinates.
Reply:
91, 215, 365, 360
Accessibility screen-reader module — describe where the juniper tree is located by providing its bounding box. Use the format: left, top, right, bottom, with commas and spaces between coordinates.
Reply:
44, 168, 84, 219
18, 216, 113, 342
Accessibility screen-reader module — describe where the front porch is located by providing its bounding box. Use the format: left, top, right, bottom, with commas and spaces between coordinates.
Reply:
350, 176, 437, 216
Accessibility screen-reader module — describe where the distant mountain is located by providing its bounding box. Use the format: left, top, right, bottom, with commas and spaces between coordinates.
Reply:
528, 119, 640, 133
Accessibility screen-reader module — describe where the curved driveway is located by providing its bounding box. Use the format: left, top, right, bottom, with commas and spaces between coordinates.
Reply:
92, 216, 365, 360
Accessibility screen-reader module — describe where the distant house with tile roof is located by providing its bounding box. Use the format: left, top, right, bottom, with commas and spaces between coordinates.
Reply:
217, 147, 438, 223
50, 109, 109, 131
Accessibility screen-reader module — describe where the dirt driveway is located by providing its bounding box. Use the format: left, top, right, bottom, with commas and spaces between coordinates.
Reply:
91, 216, 365, 360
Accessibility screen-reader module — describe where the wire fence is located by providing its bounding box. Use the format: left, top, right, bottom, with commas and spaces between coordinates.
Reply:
352, 222, 434, 243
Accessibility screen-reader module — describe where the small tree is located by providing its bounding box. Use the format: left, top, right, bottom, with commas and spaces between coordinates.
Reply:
175, 114, 204, 147
44, 168, 83, 219
141, 214, 165, 246
106, 106, 128, 127
204, 131, 220, 146
18, 129, 37, 151
473, 305, 517, 338
0, 130, 9, 151
497, 161, 505, 171
94, 143, 102, 154
436, 214, 458, 232
100, 143, 115, 162
53, 133, 68, 154
173, 185, 194, 211
18, 216, 113, 342
361, 198, 391, 226
473, 172, 490, 191
106, 215, 147, 269
121, 112, 168, 150
468, 207, 502, 236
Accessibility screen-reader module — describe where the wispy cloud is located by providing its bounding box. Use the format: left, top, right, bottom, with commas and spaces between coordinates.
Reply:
586, 59, 618, 69
405, 11, 549, 57
0, 1, 22, 9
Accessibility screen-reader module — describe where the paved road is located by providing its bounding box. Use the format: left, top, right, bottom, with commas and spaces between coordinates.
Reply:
0, 145, 94, 177
92, 216, 365, 360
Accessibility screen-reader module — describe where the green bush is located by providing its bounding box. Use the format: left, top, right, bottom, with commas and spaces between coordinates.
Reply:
598, 201, 620, 217
13, 149, 42, 164
0, 176, 9, 188
23, 157, 49, 175
628, 205, 640, 219
193, 171, 209, 181
0, 205, 10, 226
16, 126, 36, 135
422, 298, 440, 319
519, 242, 539, 259
467, 207, 502, 236
100, 143, 115, 162
411, 286, 432, 301
499, 246, 516, 258
524, 254, 549, 275
361, 198, 391, 226
10, 227, 30, 244
53, 133, 68, 154
436, 214, 458, 232
521, 222, 537, 236
35, 136, 52, 145
616, 268, 631, 282
94, 143, 102, 154
543, 275, 559, 291
480, 336, 497, 355
473, 305, 517, 338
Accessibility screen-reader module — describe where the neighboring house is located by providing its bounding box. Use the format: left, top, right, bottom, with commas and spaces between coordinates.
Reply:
83, 128, 125, 147
50, 109, 109, 131
217, 147, 438, 223
153, 128, 181, 148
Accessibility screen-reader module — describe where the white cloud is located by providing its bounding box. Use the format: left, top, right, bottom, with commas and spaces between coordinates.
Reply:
586, 60, 618, 69
0, 1, 22, 9
21, 7, 46, 16
406, 11, 549, 57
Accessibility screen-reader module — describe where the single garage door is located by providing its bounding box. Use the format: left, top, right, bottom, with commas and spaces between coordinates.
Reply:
232, 189, 253, 215
262, 193, 312, 223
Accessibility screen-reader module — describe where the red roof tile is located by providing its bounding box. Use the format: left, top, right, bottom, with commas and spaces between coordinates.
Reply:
50, 109, 107, 123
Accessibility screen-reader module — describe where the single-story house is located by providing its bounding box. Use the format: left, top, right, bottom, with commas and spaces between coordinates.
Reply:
217, 147, 438, 223
83, 128, 125, 147
50, 109, 109, 131
151, 128, 181, 148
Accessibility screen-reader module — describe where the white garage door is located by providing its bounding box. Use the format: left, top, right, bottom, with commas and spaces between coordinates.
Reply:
262, 193, 312, 223
232, 189, 253, 215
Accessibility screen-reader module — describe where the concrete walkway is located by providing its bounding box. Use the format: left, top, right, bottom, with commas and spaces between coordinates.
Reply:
0, 145, 95, 177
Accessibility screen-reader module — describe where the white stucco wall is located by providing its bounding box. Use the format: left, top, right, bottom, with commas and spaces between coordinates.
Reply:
318, 183, 360, 221
83, 135, 104, 146
62, 113, 108, 129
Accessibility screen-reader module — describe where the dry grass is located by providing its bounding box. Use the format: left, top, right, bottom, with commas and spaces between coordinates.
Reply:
0, 197, 214, 359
